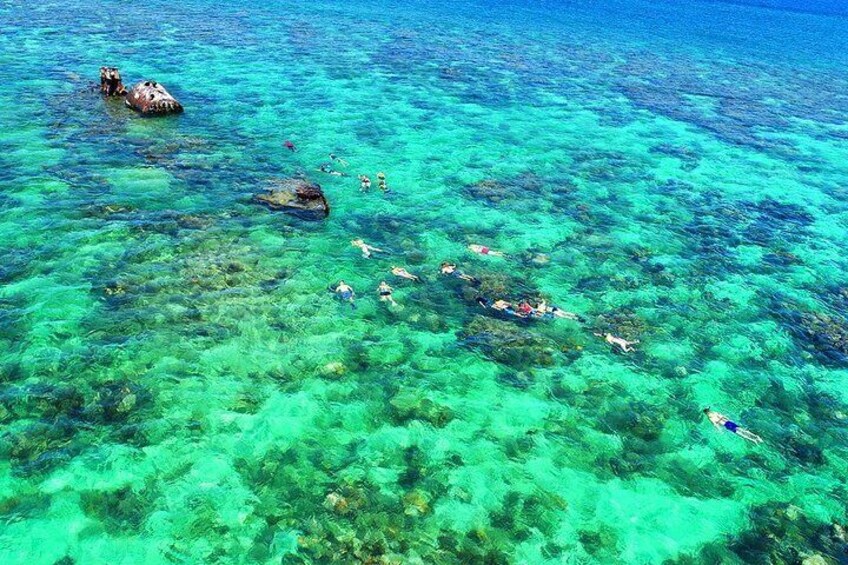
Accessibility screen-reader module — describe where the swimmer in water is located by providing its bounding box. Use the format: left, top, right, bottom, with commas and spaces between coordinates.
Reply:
329, 153, 349, 167
318, 163, 347, 177
378, 281, 397, 306
351, 239, 384, 259
536, 300, 583, 321
332, 280, 356, 308
595, 332, 639, 353
359, 175, 372, 191
440, 262, 478, 283
283, 140, 297, 152
491, 299, 520, 316
468, 244, 506, 257
703, 408, 763, 444
376, 171, 388, 192
391, 266, 420, 282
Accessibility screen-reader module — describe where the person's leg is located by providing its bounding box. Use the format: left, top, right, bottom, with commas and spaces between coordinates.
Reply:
736, 428, 763, 444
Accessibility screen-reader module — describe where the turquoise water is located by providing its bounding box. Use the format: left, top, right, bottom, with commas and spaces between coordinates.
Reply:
2, 0, 848, 562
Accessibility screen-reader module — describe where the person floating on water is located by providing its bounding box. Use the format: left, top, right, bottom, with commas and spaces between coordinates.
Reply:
391, 266, 420, 282
440, 262, 478, 283
376, 172, 388, 192
703, 408, 764, 444
333, 280, 356, 308
468, 244, 506, 257
351, 239, 384, 258
491, 299, 526, 317
595, 332, 639, 353
378, 281, 397, 306
359, 175, 372, 191
329, 153, 349, 167
318, 162, 347, 177
284, 140, 297, 152
478, 296, 582, 322
536, 300, 583, 321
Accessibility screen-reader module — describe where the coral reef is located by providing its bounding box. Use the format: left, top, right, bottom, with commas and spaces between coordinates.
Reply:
459, 316, 556, 368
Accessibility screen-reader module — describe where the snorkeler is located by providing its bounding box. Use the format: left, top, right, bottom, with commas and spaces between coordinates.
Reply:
329, 153, 349, 167
284, 140, 297, 152
536, 300, 583, 321
704, 408, 764, 445
595, 332, 639, 353
391, 266, 420, 281
333, 280, 356, 308
468, 244, 506, 257
440, 262, 478, 283
318, 163, 347, 177
478, 297, 533, 318
359, 174, 372, 191
351, 239, 384, 258
378, 281, 397, 306
376, 171, 388, 192
491, 299, 521, 316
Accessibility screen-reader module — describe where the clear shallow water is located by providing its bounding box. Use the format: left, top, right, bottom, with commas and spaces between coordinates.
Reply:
1, 0, 848, 563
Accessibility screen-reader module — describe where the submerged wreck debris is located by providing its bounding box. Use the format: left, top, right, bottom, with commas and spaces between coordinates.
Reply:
254, 178, 330, 219
99, 66, 127, 96
126, 80, 183, 115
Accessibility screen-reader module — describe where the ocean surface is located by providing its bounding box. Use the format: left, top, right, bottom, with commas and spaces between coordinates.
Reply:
1, 0, 848, 563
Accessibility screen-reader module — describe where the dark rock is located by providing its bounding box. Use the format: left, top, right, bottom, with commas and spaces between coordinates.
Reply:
578, 526, 619, 559
592, 310, 647, 342
254, 178, 330, 219
0, 384, 84, 423
175, 214, 213, 230
87, 380, 151, 424
4, 418, 79, 476
649, 144, 700, 171
80, 485, 154, 530
83, 203, 137, 219
781, 308, 848, 366
0, 489, 51, 521
99, 67, 126, 96
727, 503, 848, 564
126, 80, 183, 115
461, 173, 544, 205
606, 401, 665, 441
763, 250, 803, 267
389, 389, 453, 427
